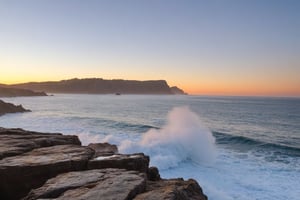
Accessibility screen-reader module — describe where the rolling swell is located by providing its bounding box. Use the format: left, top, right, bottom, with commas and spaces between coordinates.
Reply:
68, 116, 158, 132
108, 121, 158, 132
213, 131, 300, 157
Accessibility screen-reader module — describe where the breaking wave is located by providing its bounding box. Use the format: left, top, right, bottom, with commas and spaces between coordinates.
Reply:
214, 131, 300, 157
118, 106, 216, 169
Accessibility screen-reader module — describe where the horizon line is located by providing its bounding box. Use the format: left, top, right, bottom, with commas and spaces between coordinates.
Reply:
1, 77, 299, 98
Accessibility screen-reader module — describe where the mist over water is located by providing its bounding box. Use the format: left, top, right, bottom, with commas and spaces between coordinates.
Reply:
0, 94, 299, 200
119, 106, 216, 169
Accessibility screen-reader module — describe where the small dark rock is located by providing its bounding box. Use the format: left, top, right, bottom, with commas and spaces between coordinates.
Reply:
147, 166, 161, 181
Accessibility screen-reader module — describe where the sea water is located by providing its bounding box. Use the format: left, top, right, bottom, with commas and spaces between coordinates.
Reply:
0, 94, 299, 200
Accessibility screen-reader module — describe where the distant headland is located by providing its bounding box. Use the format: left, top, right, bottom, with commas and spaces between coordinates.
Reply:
4, 78, 187, 95
0, 100, 30, 116
0, 85, 47, 97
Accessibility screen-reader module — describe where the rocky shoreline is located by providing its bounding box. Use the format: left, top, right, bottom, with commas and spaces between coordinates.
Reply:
0, 86, 47, 97
0, 100, 30, 116
0, 127, 207, 200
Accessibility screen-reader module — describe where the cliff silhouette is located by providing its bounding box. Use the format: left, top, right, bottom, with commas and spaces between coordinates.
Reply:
0, 86, 47, 97
8, 78, 186, 95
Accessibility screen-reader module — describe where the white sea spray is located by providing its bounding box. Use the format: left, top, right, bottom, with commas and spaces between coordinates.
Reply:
119, 106, 216, 169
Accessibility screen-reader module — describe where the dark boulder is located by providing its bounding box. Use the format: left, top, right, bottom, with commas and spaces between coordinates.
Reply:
147, 166, 161, 181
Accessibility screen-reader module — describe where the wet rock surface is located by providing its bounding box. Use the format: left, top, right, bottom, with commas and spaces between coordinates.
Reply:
0, 127, 208, 200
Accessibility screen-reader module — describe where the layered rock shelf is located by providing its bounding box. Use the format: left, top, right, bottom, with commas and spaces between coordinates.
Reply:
0, 128, 207, 200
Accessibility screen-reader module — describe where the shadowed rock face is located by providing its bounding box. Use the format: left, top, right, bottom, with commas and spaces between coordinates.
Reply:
0, 127, 208, 200
0, 100, 30, 116
147, 166, 161, 181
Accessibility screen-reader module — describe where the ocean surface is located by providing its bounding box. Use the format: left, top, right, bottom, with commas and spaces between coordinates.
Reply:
0, 94, 299, 200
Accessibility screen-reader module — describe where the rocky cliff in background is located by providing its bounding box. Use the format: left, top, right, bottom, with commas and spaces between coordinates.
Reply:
0, 100, 30, 116
170, 86, 187, 95
0, 86, 47, 97
8, 78, 187, 95
0, 128, 207, 200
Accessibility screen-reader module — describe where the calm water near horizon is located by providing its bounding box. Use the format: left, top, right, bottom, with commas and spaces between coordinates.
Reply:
0, 94, 299, 200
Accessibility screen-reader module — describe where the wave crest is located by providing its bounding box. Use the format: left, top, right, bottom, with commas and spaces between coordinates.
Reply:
119, 106, 216, 169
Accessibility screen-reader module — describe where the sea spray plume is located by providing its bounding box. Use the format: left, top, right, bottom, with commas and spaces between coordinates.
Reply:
120, 106, 216, 169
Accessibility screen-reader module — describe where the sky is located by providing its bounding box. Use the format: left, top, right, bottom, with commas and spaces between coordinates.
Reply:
0, 0, 299, 96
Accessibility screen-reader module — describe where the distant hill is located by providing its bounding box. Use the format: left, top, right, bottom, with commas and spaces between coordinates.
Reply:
8, 78, 187, 95
0, 86, 47, 97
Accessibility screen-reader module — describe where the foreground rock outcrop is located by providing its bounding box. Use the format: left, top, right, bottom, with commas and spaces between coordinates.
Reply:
0, 100, 30, 116
134, 179, 206, 200
0, 128, 207, 200
0, 128, 81, 159
24, 169, 146, 200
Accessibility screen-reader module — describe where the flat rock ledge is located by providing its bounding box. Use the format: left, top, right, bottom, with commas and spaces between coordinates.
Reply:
0, 127, 207, 200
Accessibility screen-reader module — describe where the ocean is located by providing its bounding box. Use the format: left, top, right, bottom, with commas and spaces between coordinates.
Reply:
0, 94, 299, 200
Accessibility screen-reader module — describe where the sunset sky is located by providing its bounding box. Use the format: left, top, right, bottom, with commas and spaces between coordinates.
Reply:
0, 0, 299, 96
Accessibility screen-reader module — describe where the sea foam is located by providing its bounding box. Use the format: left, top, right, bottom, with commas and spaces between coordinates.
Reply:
119, 106, 216, 169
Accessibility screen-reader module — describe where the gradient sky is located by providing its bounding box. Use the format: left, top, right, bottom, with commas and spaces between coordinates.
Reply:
0, 0, 299, 96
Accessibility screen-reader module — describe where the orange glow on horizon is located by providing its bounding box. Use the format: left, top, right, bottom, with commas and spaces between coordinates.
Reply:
1, 77, 299, 97
183, 84, 300, 97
